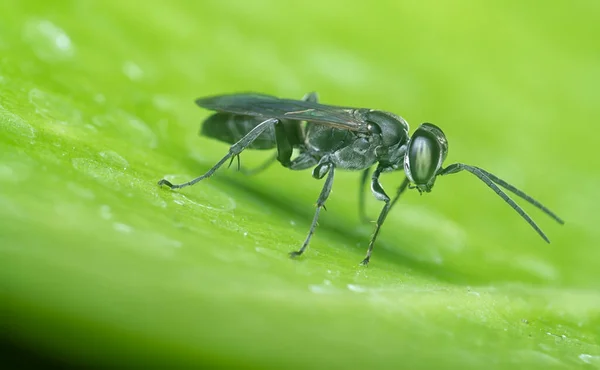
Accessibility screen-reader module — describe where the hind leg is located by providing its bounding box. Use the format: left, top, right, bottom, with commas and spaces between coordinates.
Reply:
158, 118, 279, 189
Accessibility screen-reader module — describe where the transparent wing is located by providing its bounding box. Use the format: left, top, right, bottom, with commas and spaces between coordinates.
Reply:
195, 93, 370, 133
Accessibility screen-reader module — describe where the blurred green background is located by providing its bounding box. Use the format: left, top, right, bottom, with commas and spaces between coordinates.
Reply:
1, 0, 599, 368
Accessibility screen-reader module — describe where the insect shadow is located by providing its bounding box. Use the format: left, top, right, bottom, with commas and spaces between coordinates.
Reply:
214, 172, 468, 281
158, 92, 564, 265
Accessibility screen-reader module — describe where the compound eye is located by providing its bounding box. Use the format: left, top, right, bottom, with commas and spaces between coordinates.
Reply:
408, 135, 439, 184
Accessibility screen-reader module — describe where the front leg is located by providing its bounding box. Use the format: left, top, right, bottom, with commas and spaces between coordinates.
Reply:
358, 165, 390, 264
361, 177, 410, 266
370, 165, 390, 202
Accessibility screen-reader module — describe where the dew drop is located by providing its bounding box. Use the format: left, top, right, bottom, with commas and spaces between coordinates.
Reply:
71, 157, 129, 189
99, 205, 112, 220
152, 95, 175, 111
92, 110, 157, 148
122, 61, 144, 81
28, 87, 82, 126
23, 19, 75, 61
98, 150, 129, 170
579, 354, 600, 365
66, 182, 95, 199
0, 106, 36, 139
113, 222, 133, 233
0, 151, 35, 183
94, 93, 106, 104
347, 284, 367, 293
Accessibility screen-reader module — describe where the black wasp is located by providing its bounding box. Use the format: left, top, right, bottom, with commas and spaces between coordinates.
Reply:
158, 92, 563, 265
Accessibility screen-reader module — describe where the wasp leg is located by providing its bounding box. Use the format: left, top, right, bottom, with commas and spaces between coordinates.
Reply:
288, 150, 319, 171
227, 154, 241, 171
274, 120, 294, 167
238, 93, 319, 176
370, 165, 390, 203
290, 160, 335, 258
158, 118, 279, 189
361, 177, 410, 266
358, 168, 372, 223
272, 91, 319, 169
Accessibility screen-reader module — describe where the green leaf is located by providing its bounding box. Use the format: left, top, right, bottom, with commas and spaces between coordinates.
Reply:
1, 1, 599, 368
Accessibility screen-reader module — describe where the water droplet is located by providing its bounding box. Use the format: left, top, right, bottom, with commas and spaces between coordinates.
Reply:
145, 188, 168, 209
28, 88, 82, 126
153, 234, 182, 249
579, 354, 600, 365
122, 61, 144, 81
0, 164, 15, 180
309, 284, 329, 294
92, 110, 157, 148
0, 151, 35, 183
152, 95, 175, 111
99, 205, 112, 220
113, 223, 133, 233
72, 157, 168, 212
0, 105, 36, 139
22, 19, 74, 61
83, 124, 98, 133
309, 280, 338, 295
98, 150, 129, 170
72, 158, 110, 177
71, 157, 128, 189
94, 93, 106, 104
347, 284, 367, 293
66, 182, 95, 199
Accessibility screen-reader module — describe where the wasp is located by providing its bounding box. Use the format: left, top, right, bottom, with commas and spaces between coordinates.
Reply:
158, 93, 563, 265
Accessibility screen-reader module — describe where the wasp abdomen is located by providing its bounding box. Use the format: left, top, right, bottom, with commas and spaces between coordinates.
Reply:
201, 113, 277, 150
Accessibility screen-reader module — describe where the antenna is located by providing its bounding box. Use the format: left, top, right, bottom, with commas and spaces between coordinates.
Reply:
438, 163, 564, 242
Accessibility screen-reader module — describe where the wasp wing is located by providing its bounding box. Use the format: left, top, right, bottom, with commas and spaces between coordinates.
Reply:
195, 93, 370, 133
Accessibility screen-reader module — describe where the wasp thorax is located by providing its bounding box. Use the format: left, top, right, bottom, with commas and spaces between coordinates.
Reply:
365, 110, 409, 147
